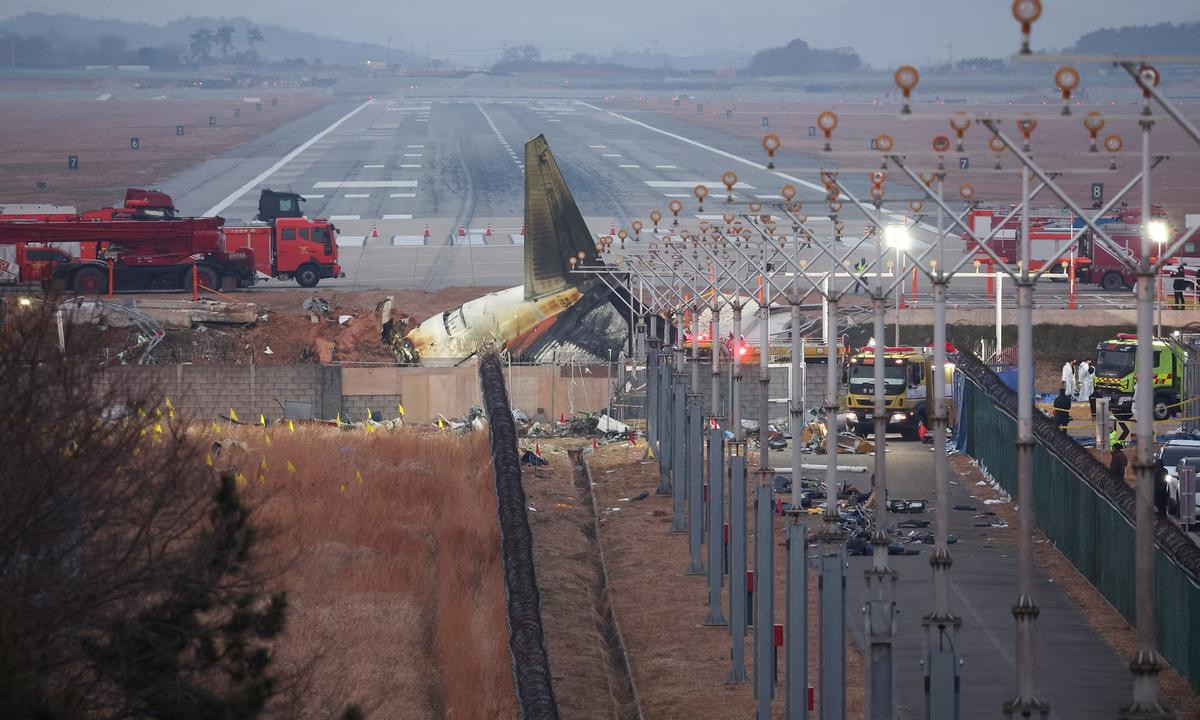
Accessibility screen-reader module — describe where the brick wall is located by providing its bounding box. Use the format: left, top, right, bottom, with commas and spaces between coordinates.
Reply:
97, 364, 341, 422
95, 363, 612, 425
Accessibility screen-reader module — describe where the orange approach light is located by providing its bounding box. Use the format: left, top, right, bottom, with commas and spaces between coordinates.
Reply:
894, 65, 920, 114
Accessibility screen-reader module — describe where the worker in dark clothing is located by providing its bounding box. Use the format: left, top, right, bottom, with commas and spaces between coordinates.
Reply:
1052, 386, 1073, 433
1155, 465, 1170, 516
1109, 442, 1128, 481
1172, 265, 1192, 309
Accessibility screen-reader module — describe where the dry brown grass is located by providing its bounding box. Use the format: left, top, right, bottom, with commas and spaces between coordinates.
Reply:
209, 424, 516, 719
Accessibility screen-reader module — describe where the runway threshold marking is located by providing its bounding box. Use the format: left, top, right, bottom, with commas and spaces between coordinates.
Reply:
203, 98, 374, 217
575, 99, 935, 231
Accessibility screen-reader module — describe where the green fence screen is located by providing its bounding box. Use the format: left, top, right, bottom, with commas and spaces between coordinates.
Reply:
959, 368, 1200, 691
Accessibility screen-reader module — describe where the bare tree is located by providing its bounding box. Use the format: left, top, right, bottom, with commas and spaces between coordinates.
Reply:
0, 297, 359, 719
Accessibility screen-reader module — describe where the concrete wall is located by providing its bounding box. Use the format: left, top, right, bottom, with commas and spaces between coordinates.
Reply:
97, 363, 612, 425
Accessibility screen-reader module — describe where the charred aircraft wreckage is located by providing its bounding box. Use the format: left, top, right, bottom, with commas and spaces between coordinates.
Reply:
380, 134, 653, 365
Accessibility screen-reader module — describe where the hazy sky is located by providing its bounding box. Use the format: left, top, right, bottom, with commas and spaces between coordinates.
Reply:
4, 0, 1199, 66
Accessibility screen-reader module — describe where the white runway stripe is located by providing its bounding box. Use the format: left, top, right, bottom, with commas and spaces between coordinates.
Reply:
644, 180, 755, 189
655, 165, 677, 169
363, 164, 384, 168
382, 214, 413, 220
400, 164, 421, 168
314, 180, 417, 188
389, 192, 416, 198
344, 193, 370, 198
330, 215, 361, 221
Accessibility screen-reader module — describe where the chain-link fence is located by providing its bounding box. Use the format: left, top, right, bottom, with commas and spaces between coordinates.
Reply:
955, 350, 1200, 691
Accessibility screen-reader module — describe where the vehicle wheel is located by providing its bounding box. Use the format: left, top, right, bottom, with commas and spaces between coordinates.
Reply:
183, 265, 219, 294
1100, 272, 1125, 292
72, 266, 107, 294
1153, 395, 1172, 421
295, 264, 321, 288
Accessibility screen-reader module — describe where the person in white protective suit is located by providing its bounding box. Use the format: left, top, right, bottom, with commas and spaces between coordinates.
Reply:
1061, 360, 1076, 398
1076, 358, 1094, 413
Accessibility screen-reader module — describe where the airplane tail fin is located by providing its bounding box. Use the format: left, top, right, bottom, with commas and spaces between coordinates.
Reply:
523, 134, 599, 300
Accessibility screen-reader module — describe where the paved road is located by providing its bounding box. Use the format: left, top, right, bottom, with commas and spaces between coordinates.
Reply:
771, 439, 1133, 718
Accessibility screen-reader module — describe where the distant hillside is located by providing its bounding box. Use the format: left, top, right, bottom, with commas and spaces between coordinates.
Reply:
1073, 21, 1200, 56
742, 38, 860, 76
0, 12, 412, 67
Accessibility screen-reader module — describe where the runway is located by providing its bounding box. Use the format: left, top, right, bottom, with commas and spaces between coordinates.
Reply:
153, 81, 1137, 306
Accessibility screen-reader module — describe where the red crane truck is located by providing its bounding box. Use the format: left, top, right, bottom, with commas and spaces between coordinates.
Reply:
0, 189, 344, 291
0, 214, 256, 293
223, 190, 344, 288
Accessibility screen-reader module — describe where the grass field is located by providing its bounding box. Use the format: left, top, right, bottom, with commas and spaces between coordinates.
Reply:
212, 424, 516, 718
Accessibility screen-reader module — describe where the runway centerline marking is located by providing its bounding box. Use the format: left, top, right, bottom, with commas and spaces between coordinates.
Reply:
655, 164, 677, 169
344, 193, 370, 198
329, 214, 361, 220
363, 164, 384, 168
389, 193, 416, 198
314, 180, 418, 188
407, 144, 424, 148
382, 214, 414, 220
203, 98, 374, 217
400, 164, 422, 168
601, 153, 622, 157
619, 164, 640, 168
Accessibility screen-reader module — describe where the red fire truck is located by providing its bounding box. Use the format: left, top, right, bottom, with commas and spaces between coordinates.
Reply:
965, 207, 1199, 290
222, 190, 343, 288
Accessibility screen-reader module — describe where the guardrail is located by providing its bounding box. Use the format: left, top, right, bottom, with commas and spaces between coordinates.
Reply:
953, 349, 1200, 690
478, 347, 560, 719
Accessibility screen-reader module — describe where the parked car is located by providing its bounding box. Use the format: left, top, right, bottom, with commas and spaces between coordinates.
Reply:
1155, 439, 1200, 516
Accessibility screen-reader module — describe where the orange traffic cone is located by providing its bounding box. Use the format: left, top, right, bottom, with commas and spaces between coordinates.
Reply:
485, 224, 493, 237
423, 224, 430, 238
609, 221, 616, 234
370, 224, 379, 238
519, 223, 525, 235
458, 225, 466, 237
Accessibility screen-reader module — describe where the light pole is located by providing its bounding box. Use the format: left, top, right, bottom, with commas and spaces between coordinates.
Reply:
1148, 219, 1169, 336
884, 224, 913, 347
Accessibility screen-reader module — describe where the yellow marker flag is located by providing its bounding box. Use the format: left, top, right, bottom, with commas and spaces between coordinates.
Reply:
165, 397, 174, 411
335, 413, 342, 427
288, 420, 295, 433
256, 471, 266, 484
436, 418, 444, 429
339, 483, 346, 494
212, 421, 221, 434
355, 470, 364, 484
205, 452, 214, 467
264, 433, 272, 446
397, 403, 405, 416
155, 407, 162, 418
366, 408, 372, 422
153, 422, 163, 434
137, 407, 146, 418
259, 414, 267, 427
230, 408, 239, 422
235, 472, 247, 486
260, 457, 268, 470
287, 460, 296, 473
366, 422, 375, 433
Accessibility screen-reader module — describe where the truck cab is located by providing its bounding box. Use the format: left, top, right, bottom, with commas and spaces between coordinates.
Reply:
223, 190, 342, 287
1093, 334, 1185, 420
844, 346, 954, 440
